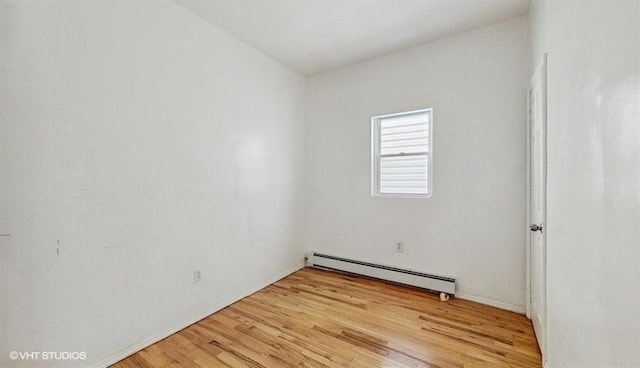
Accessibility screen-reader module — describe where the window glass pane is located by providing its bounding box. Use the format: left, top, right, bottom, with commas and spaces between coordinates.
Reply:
379, 155, 428, 195
380, 112, 429, 155
380, 112, 428, 127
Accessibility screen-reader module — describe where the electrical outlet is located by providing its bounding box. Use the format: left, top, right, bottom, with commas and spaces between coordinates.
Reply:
193, 270, 202, 283
396, 242, 404, 253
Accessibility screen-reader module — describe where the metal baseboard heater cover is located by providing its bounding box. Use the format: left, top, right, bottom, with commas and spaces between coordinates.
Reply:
307, 252, 456, 295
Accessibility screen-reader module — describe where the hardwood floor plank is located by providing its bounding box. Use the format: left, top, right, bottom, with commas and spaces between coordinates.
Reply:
112, 268, 541, 368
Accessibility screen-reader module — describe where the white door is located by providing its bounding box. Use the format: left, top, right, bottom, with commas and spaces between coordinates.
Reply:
528, 55, 547, 357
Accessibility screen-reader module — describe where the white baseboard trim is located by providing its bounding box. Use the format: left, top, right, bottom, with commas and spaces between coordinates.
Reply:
91, 264, 304, 368
455, 292, 526, 314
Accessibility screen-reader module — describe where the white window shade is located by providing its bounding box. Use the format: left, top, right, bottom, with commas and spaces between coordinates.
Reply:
379, 155, 429, 194
372, 109, 432, 197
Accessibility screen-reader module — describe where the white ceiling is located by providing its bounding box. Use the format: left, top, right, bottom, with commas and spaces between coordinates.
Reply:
173, 0, 530, 76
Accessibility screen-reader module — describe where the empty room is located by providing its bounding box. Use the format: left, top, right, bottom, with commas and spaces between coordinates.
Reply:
1, 0, 638, 367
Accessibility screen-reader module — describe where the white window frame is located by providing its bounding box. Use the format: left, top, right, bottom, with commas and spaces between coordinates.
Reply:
371, 108, 433, 198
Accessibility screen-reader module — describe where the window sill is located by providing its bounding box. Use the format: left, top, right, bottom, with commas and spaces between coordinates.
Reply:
372, 193, 433, 199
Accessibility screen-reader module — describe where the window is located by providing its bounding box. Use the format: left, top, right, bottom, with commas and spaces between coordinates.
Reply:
371, 108, 432, 198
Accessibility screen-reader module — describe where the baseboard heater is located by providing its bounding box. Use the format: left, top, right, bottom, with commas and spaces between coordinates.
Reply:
306, 252, 456, 295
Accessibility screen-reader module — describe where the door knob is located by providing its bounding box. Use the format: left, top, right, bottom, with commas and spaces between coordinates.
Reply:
530, 224, 543, 232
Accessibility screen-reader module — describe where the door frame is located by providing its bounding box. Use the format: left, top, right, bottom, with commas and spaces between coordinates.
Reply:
526, 53, 548, 361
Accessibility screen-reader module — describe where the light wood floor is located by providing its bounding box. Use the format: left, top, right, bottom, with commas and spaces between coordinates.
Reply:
113, 268, 541, 368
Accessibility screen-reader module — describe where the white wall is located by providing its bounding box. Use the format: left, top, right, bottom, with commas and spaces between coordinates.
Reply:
529, 1, 640, 367
0, 1, 306, 367
305, 17, 529, 311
